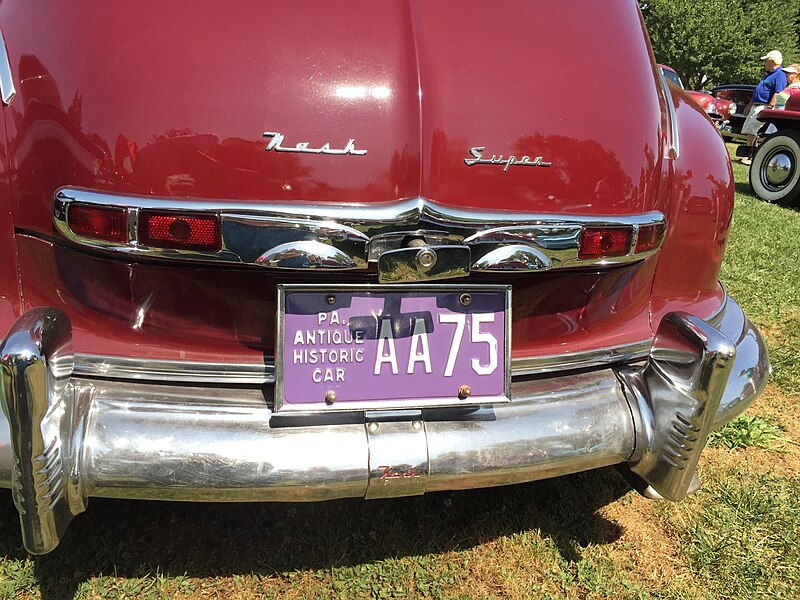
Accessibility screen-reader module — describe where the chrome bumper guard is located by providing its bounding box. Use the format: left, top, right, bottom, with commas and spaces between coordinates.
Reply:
0, 297, 769, 554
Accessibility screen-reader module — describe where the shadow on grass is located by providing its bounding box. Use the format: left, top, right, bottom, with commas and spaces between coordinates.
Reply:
734, 181, 754, 198
733, 180, 800, 211
0, 467, 631, 599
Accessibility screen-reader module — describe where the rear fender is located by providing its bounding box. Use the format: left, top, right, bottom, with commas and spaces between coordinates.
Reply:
650, 87, 734, 324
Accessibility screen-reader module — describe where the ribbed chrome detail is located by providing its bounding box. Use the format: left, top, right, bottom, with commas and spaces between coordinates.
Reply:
53, 187, 667, 277
0, 27, 16, 106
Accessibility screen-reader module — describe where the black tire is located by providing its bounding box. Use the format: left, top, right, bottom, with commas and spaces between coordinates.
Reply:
749, 130, 800, 207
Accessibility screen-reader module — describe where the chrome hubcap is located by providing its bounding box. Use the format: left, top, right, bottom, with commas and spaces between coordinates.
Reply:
765, 152, 793, 186
760, 146, 797, 192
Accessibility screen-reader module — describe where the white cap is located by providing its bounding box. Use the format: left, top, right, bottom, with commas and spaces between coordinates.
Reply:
782, 66, 798, 74
761, 50, 783, 64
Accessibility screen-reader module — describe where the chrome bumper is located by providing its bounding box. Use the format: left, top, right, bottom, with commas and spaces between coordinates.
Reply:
0, 296, 769, 554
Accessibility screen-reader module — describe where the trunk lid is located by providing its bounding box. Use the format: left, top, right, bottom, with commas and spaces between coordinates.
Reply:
4, 0, 664, 233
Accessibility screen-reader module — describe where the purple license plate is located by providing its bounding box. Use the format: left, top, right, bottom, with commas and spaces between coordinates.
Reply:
275, 285, 511, 412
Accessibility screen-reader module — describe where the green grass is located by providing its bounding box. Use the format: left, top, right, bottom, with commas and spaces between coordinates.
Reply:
656, 466, 800, 600
708, 414, 789, 451
0, 148, 799, 599
721, 152, 800, 396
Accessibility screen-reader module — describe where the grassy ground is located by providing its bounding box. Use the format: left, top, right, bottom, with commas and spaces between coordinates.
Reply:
1, 148, 798, 599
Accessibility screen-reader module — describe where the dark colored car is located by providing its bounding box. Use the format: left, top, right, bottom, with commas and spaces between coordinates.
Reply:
749, 93, 800, 206
0, 3, 769, 555
710, 84, 757, 143
659, 66, 737, 127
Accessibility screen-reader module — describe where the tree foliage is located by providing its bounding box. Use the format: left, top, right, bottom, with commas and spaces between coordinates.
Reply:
641, 0, 800, 89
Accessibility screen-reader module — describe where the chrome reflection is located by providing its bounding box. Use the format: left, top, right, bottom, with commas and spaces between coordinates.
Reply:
70, 338, 653, 385
256, 241, 356, 269
659, 68, 680, 160
377, 245, 471, 282
472, 244, 551, 271
53, 188, 667, 279
763, 151, 794, 188
0, 27, 15, 105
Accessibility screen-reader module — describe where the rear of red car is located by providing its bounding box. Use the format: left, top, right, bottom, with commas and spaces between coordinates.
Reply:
0, 1, 768, 554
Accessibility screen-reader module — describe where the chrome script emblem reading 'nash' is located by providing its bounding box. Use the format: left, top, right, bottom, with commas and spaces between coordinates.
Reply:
464, 146, 552, 172
263, 131, 367, 155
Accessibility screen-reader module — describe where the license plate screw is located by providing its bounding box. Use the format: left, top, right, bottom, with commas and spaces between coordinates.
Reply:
368, 422, 380, 433
325, 294, 336, 305
325, 390, 336, 404
459, 293, 472, 306
412, 420, 423, 431
458, 384, 472, 399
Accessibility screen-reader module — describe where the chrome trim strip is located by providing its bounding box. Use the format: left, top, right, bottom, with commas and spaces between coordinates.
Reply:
705, 288, 728, 328
53, 187, 667, 275
72, 340, 653, 385
71, 290, 730, 385
511, 340, 652, 376
0, 28, 16, 106
73, 354, 274, 384
56, 187, 663, 226
659, 68, 680, 160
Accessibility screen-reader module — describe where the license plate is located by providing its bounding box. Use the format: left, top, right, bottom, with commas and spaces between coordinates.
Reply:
275, 284, 511, 412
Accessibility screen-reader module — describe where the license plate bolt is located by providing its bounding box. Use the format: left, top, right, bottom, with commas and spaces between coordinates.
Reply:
458, 384, 472, 399
325, 294, 336, 305
325, 389, 337, 404
459, 293, 472, 306
415, 247, 437, 270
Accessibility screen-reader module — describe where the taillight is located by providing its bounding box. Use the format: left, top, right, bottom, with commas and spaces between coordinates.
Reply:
68, 203, 127, 243
635, 223, 666, 253
139, 210, 221, 252
578, 226, 633, 259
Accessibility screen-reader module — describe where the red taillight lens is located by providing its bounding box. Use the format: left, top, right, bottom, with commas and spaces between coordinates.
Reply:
635, 223, 666, 253
68, 204, 128, 243
139, 211, 221, 252
578, 226, 633, 259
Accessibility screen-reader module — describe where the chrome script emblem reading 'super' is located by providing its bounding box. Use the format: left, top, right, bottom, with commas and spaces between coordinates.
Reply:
263, 131, 367, 155
464, 146, 551, 171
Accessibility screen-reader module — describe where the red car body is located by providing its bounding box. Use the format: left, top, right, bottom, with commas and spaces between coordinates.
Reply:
659, 65, 737, 124
0, 2, 768, 554
711, 84, 756, 142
